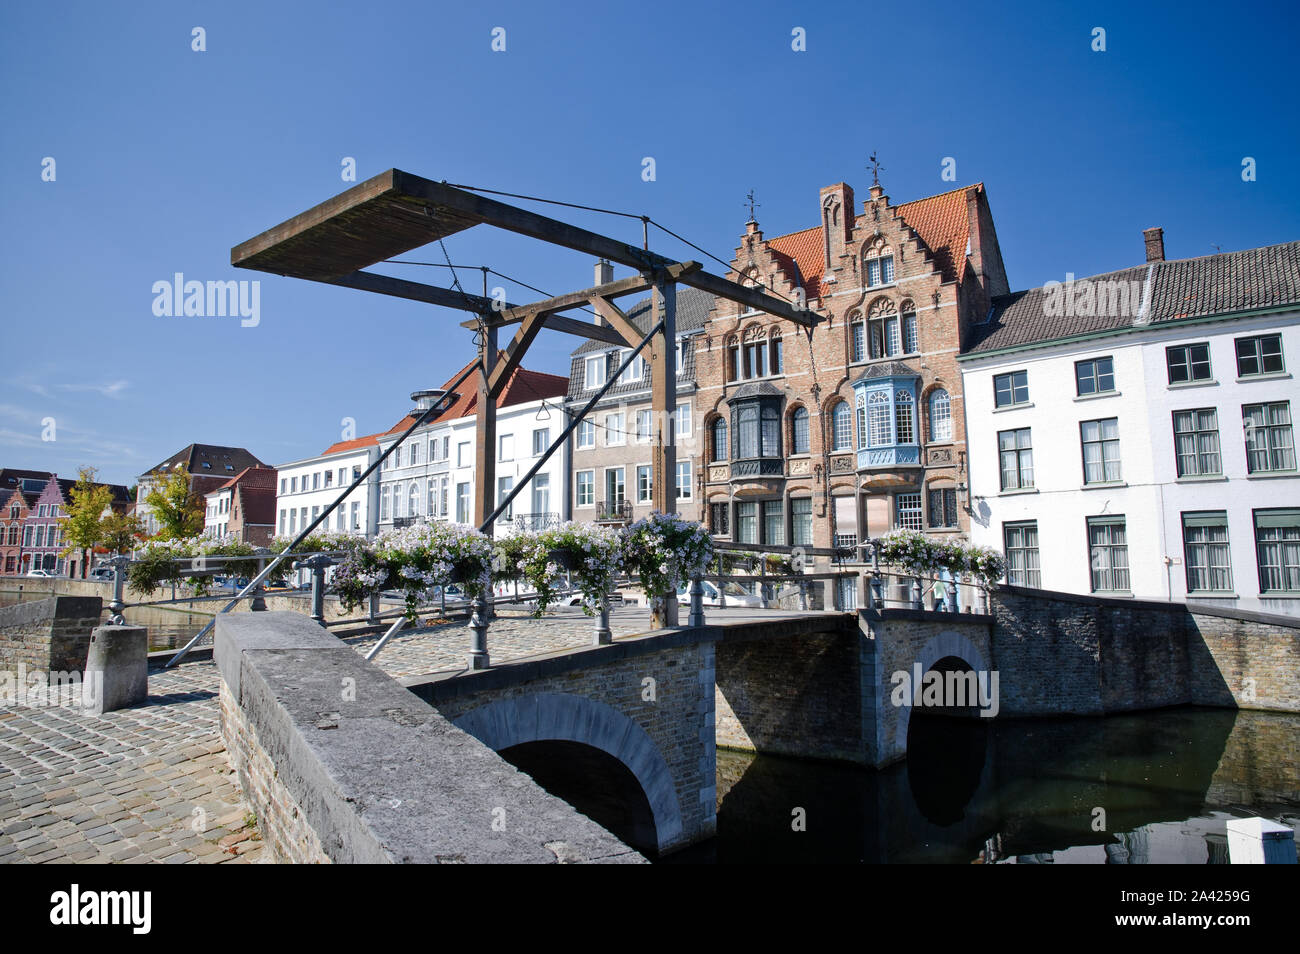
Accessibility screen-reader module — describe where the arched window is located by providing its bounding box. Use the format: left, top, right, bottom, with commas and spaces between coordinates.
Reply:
791, 407, 810, 454
832, 402, 852, 451
868, 392, 891, 446
408, 483, 421, 517
895, 390, 915, 444
929, 389, 952, 442
711, 418, 728, 462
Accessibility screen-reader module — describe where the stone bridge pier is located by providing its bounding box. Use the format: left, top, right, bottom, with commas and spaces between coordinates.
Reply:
713, 610, 995, 769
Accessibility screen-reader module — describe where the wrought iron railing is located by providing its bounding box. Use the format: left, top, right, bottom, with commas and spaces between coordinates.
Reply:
512, 512, 561, 531
596, 499, 632, 522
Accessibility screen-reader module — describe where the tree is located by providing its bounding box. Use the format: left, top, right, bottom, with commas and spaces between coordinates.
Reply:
143, 469, 205, 539
100, 510, 145, 555
61, 466, 113, 578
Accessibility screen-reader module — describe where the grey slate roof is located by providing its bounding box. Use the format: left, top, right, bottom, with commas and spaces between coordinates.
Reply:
565, 286, 714, 403
854, 361, 920, 383
142, 443, 268, 478
965, 240, 1300, 356
729, 381, 785, 400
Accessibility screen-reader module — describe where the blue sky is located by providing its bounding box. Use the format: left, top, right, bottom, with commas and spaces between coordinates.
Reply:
2, 0, 1297, 487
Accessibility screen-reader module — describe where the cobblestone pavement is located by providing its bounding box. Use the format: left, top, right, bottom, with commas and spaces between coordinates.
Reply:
340, 606, 654, 678
0, 661, 263, 864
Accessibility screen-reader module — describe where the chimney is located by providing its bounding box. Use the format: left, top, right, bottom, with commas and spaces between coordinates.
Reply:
1143, 227, 1165, 263
593, 259, 613, 325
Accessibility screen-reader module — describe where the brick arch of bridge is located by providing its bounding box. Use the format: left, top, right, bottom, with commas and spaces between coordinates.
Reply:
451, 691, 684, 853
893, 629, 992, 752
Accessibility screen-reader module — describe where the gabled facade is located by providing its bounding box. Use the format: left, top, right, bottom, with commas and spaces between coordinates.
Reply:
693, 178, 1009, 579
19, 475, 131, 577
204, 466, 279, 546
0, 485, 38, 575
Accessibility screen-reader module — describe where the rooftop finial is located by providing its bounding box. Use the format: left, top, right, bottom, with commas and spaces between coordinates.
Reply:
745, 188, 760, 224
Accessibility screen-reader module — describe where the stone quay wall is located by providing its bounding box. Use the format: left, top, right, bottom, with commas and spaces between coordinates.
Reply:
215, 611, 643, 864
989, 586, 1300, 717
0, 595, 103, 673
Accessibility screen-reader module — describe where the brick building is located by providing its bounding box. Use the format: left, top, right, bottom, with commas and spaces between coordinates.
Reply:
19, 475, 131, 577
204, 466, 279, 546
0, 481, 42, 575
693, 177, 1009, 578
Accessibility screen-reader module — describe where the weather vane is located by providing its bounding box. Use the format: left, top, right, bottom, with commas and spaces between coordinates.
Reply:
745, 189, 760, 223
868, 152, 884, 186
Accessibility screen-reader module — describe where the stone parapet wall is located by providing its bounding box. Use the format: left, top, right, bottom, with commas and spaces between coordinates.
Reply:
215, 611, 642, 864
0, 595, 103, 673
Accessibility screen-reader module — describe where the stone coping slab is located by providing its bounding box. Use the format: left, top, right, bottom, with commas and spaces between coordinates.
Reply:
214, 612, 644, 864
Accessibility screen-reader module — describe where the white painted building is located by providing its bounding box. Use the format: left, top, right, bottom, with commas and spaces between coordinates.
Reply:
960, 235, 1300, 617
275, 441, 380, 540
375, 366, 570, 535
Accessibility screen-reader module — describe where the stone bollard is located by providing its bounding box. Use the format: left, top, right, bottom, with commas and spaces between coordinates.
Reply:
1226, 818, 1297, 864
84, 625, 147, 715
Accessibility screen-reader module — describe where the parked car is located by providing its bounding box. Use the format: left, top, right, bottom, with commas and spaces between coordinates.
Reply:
676, 579, 763, 608
25, 568, 57, 578
89, 566, 116, 581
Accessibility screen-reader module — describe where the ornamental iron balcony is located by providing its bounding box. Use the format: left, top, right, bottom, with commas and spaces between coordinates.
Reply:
596, 499, 632, 523
513, 512, 561, 531
857, 445, 921, 470
730, 458, 784, 479
391, 516, 419, 528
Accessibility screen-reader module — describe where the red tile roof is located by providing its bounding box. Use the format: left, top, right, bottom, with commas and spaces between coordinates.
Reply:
766, 226, 826, 299
320, 432, 383, 456
764, 183, 982, 298
895, 184, 980, 285
213, 466, 278, 493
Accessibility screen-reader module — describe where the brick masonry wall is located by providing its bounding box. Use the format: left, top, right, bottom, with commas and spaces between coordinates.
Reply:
430, 641, 717, 853
218, 682, 330, 864
0, 595, 101, 673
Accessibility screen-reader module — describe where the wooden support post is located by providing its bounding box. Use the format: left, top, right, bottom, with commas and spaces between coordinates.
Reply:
473, 320, 498, 631
474, 321, 498, 534
650, 278, 679, 627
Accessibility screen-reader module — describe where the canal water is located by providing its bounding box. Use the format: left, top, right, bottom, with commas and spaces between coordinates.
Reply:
669, 707, 1300, 864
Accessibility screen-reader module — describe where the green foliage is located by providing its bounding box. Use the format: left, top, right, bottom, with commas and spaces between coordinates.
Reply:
144, 469, 204, 540
60, 467, 112, 565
